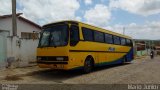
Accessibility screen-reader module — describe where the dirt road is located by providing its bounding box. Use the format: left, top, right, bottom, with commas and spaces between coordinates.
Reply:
0, 56, 160, 84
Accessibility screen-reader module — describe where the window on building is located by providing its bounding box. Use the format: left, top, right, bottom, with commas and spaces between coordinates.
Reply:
21, 32, 39, 39
105, 33, 113, 44
82, 27, 94, 41
94, 31, 104, 42
113, 36, 120, 45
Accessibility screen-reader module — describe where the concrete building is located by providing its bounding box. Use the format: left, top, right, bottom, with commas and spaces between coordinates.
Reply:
133, 39, 160, 56
0, 13, 41, 69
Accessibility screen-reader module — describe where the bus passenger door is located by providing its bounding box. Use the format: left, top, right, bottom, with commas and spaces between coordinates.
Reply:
70, 25, 80, 66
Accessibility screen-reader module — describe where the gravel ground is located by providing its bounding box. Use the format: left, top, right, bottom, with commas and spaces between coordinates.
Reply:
63, 56, 160, 84
0, 56, 160, 84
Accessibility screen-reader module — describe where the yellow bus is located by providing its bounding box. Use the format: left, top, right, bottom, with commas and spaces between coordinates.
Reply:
37, 21, 134, 73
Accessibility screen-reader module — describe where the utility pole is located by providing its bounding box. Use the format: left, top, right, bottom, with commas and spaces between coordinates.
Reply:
12, 0, 17, 36
123, 27, 125, 35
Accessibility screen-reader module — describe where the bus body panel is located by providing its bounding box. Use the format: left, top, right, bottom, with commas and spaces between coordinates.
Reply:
69, 41, 132, 68
37, 46, 70, 70
37, 46, 69, 56
68, 52, 96, 69
37, 21, 134, 70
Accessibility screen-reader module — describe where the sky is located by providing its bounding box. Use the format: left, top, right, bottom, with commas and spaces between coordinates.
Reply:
0, 0, 160, 40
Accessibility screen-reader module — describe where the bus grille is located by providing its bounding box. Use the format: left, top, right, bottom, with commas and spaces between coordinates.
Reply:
37, 56, 68, 64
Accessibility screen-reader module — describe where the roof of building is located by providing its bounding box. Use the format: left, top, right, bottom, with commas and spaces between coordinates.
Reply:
136, 43, 146, 45
0, 13, 41, 30
134, 39, 160, 41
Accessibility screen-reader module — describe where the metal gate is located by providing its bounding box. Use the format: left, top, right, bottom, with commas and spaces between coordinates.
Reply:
0, 31, 9, 68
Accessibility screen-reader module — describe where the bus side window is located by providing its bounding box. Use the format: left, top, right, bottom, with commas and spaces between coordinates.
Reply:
94, 31, 104, 43
105, 34, 113, 44
70, 25, 79, 46
121, 38, 126, 45
126, 39, 132, 46
113, 36, 120, 45
82, 27, 94, 41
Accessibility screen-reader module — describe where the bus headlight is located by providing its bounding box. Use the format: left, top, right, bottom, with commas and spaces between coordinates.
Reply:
56, 57, 64, 61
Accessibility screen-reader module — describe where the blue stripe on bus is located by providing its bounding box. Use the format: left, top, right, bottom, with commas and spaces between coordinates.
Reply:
71, 47, 134, 70
71, 57, 125, 70
126, 47, 134, 62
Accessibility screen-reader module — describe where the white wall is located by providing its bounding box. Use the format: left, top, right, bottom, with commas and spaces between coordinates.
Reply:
0, 17, 41, 68
0, 18, 12, 35
0, 31, 37, 68
0, 31, 9, 68
6, 36, 39, 68
6, 37, 20, 67
19, 39, 39, 67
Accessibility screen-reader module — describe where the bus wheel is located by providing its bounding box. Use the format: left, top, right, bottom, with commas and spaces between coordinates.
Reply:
84, 58, 93, 73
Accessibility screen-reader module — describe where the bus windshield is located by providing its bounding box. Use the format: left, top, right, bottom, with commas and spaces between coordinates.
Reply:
39, 24, 68, 47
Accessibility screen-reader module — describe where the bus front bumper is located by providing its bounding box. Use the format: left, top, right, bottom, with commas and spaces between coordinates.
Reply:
37, 61, 69, 70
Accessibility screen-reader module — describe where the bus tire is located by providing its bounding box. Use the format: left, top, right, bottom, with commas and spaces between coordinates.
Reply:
83, 57, 94, 73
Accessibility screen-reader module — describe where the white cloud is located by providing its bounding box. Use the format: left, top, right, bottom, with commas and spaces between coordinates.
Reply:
0, 0, 11, 15
106, 21, 160, 40
84, 0, 92, 5
75, 16, 82, 21
109, 0, 160, 16
17, 0, 80, 25
100, 0, 105, 3
84, 4, 111, 27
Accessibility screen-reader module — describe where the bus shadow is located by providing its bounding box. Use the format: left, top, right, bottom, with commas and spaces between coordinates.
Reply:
94, 63, 131, 72
31, 63, 131, 83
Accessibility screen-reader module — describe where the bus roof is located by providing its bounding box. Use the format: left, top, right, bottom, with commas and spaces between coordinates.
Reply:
43, 20, 132, 39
